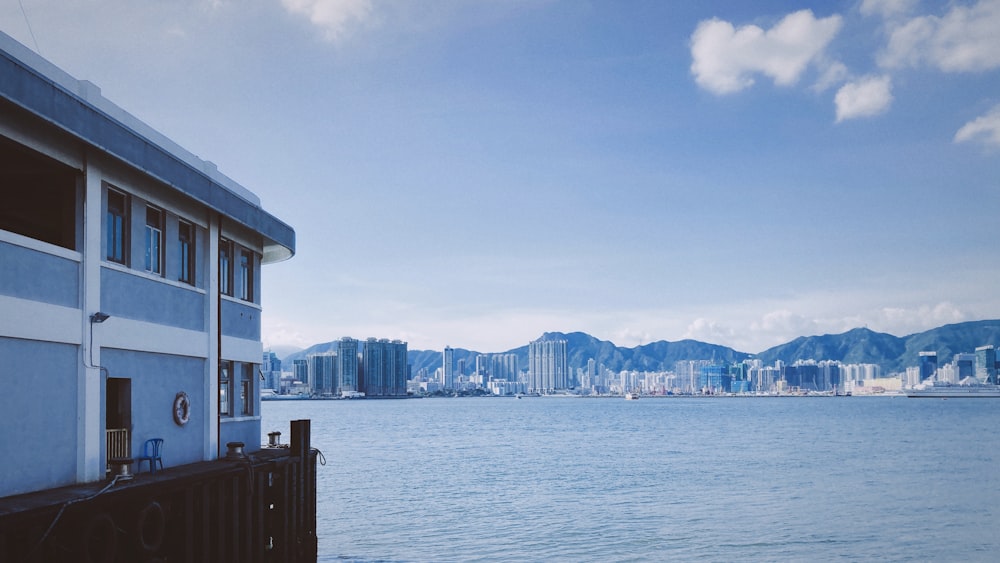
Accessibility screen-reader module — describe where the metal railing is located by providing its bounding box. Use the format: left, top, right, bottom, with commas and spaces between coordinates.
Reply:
106, 428, 130, 462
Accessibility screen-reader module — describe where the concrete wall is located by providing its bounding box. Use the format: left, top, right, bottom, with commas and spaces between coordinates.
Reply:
221, 298, 261, 341
0, 337, 78, 496
0, 239, 79, 307
101, 267, 205, 331
102, 348, 206, 468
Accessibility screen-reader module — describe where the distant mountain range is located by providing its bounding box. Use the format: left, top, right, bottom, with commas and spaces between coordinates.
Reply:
280, 320, 1000, 376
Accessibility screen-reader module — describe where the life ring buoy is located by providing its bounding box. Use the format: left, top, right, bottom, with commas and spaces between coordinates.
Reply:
135, 500, 166, 553
173, 392, 190, 426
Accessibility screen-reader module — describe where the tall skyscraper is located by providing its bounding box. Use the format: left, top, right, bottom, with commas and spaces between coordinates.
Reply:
308, 352, 337, 395
476, 353, 519, 382
918, 351, 938, 382
362, 338, 408, 397
262, 351, 282, 391
528, 338, 568, 393
336, 337, 360, 393
443, 346, 455, 390
975, 345, 997, 384
293, 359, 309, 388
953, 353, 976, 381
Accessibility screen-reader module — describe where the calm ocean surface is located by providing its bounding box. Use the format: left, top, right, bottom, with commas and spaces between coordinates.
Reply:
261, 397, 1000, 562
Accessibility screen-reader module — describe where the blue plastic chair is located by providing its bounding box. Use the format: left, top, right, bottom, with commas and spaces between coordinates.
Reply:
137, 438, 164, 474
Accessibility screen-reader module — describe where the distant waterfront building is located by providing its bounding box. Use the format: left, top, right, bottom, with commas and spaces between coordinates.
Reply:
443, 346, 455, 390
975, 345, 997, 384
0, 32, 294, 497
309, 352, 337, 396
336, 337, 360, 394
953, 353, 976, 381
476, 353, 519, 382
699, 365, 729, 393
919, 351, 938, 382
528, 338, 568, 393
362, 338, 408, 397
293, 359, 309, 389
263, 351, 282, 390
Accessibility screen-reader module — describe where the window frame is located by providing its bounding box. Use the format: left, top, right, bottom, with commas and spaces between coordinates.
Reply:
144, 205, 164, 276
238, 249, 254, 302
219, 238, 233, 297
106, 188, 129, 265
240, 363, 254, 416
178, 219, 196, 285
220, 360, 232, 417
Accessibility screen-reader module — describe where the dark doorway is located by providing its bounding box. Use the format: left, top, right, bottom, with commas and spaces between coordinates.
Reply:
106, 378, 132, 460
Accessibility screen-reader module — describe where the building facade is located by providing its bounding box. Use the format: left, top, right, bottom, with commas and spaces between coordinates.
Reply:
309, 352, 337, 396
337, 336, 360, 394
528, 338, 568, 393
975, 345, 997, 384
362, 338, 408, 397
442, 345, 455, 390
919, 351, 938, 382
0, 32, 294, 497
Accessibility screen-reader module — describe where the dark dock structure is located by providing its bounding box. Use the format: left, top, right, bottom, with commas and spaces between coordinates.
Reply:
0, 420, 317, 563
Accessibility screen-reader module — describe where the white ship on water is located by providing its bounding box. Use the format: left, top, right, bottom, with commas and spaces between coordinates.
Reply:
905, 380, 1000, 398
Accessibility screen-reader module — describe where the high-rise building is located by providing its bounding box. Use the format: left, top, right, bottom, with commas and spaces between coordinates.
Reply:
336, 337, 359, 393
262, 351, 282, 391
975, 345, 997, 384
919, 351, 938, 382
476, 353, 519, 382
443, 346, 455, 390
362, 338, 408, 397
528, 338, 568, 393
953, 353, 976, 381
293, 359, 309, 388
308, 352, 337, 395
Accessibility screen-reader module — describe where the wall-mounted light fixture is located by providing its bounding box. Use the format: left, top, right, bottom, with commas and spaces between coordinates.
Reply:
87, 312, 111, 375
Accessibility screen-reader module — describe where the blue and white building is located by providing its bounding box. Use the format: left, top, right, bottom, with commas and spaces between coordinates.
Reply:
0, 31, 295, 498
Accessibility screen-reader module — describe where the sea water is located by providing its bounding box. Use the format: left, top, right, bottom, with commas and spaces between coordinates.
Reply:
261, 397, 1000, 562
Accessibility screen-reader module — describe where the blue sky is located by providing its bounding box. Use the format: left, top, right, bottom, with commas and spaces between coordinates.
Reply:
4, 0, 999, 354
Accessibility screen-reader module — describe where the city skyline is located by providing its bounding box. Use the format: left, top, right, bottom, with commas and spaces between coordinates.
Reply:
3, 1, 998, 353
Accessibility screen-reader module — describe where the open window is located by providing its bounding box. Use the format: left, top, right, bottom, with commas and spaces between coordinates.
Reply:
0, 135, 78, 250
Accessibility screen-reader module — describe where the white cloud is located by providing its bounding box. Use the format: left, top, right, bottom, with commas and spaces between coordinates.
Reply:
281, 0, 373, 41
834, 75, 893, 121
689, 9, 843, 94
683, 318, 736, 344
954, 103, 1000, 148
860, 0, 917, 19
812, 60, 849, 92
878, 0, 1000, 72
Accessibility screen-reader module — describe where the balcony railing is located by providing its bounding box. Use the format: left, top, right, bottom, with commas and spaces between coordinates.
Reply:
106, 428, 130, 467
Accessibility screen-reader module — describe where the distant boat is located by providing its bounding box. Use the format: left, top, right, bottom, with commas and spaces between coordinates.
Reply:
905, 381, 1000, 398
625, 392, 639, 400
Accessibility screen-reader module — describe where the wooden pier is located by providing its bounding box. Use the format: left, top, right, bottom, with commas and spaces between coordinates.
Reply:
0, 420, 318, 563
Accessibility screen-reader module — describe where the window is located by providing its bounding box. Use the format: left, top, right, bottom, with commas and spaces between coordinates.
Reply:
178, 220, 195, 285
144, 206, 164, 275
219, 239, 233, 296
241, 363, 254, 415
239, 249, 253, 302
106, 189, 129, 264
220, 361, 232, 416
